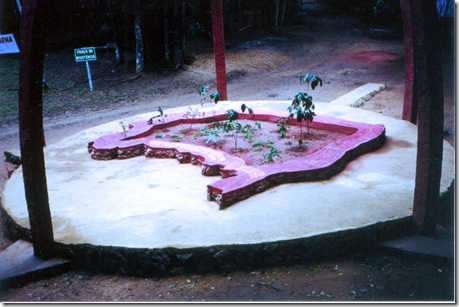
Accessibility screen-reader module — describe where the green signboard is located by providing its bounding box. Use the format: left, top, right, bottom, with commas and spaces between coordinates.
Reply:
74, 47, 97, 62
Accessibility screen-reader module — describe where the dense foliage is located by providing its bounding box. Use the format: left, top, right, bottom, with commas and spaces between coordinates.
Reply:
0, 0, 403, 70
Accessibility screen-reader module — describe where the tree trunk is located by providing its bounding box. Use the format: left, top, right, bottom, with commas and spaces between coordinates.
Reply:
134, 0, 144, 73
274, 0, 280, 33
280, 0, 287, 32
172, 0, 183, 69
227, 0, 233, 33
0, 1, 5, 33
106, 0, 124, 65
180, 0, 186, 56
19, 0, 54, 260
400, 0, 444, 235
123, 0, 130, 50
162, 0, 171, 65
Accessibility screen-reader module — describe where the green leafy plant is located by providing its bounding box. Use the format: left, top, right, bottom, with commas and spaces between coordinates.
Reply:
253, 140, 266, 151
223, 109, 260, 149
201, 126, 222, 145
289, 92, 314, 136
210, 91, 222, 115
223, 109, 242, 149
241, 103, 254, 118
147, 107, 165, 125
119, 119, 129, 136
276, 118, 288, 138
300, 73, 323, 92
298, 138, 304, 149
183, 106, 204, 131
198, 86, 208, 106
210, 91, 222, 104
242, 122, 261, 141
171, 134, 183, 142
288, 73, 323, 136
199, 86, 222, 115
223, 121, 242, 149
226, 109, 239, 122
261, 146, 282, 165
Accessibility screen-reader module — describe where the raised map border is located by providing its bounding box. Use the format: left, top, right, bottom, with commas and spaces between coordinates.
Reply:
88, 110, 386, 209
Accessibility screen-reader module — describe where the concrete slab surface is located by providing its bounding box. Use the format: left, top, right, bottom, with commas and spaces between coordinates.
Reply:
329, 83, 387, 107
0, 240, 70, 284
1, 101, 455, 250
380, 235, 454, 260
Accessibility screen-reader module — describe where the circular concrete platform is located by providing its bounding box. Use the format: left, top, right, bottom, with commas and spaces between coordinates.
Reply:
1, 101, 455, 274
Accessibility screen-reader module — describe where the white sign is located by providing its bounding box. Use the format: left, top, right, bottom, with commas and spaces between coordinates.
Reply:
0, 34, 20, 54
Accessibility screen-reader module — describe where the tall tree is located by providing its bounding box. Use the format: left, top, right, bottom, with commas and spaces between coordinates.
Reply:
123, 0, 130, 51
180, 0, 186, 59
280, 0, 287, 32
19, 0, 54, 259
171, 0, 184, 68
275, 0, 280, 32
274, 0, 287, 33
0, 1, 5, 33
162, 0, 171, 65
104, 0, 125, 65
134, 0, 144, 73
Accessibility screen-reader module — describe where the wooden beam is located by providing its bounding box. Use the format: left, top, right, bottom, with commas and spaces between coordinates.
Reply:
400, 0, 444, 235
211, 0, 227, 100
400, 0, 417, 123
19, 0, 54, 259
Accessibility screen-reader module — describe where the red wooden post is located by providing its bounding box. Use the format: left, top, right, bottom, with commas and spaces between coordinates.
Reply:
211, 0, 227, 100
400, 0, 444, 235
19, 0, 55, 259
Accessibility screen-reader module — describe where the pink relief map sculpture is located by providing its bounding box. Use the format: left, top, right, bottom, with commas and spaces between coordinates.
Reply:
88, 110, 386, 209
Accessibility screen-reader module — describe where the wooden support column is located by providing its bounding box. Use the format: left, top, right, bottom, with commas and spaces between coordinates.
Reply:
19, 0, 54, 259
211, 0, 227, 100
400, 0, 417, 123
400, 0, 444, 235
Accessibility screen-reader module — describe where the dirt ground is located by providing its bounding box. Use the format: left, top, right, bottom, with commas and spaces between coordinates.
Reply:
129, 120, 349, 166
0, 2, 455, 302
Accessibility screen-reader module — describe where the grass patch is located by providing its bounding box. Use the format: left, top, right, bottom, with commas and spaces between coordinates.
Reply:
72, 88, 89, 96
0, 90, 17, 99
0, 103, 18, 118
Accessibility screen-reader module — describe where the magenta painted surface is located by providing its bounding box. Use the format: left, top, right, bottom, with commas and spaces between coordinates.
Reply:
88, 110, 385, 209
